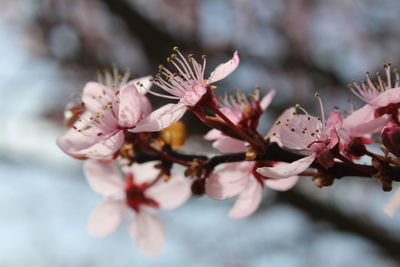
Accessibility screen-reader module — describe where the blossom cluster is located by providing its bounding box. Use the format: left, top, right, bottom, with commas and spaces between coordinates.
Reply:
57, 49, 400, 257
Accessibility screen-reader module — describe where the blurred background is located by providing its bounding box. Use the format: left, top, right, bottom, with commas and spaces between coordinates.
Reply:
1, 0, 400, 266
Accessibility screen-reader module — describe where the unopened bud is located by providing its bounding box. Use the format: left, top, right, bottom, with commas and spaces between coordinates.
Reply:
191, 178, 205, 196
381, 125, 400, 157
346, 137, 367, 157
312, 171, 334, 188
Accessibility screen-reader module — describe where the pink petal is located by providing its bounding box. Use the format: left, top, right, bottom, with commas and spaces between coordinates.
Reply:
204, 129, 222, 140
370, 87, 400, 107
56, 128, 99, 157
57, 128, 124, 159
228, 180, 263, 219
83, 160, 124, 196
130, 162, 162, 184
257, 153, 316, 179
259, 89, 276, 111
205, 162, 251, 200
80, 130, 125, 159
207, 51, 240, 84
266, 107, 296, 145
213, 136, 247, 153
146, 174, 191, 210
265, 175, 299, 191
126, 75, 153, 95
344, 114, 390, 137
81, 82, 115, 113
130, 103, 187, 132
118, 84, 141, 128
139, 95, 153, 117
326, 111, 343, 130
384, 187, 400, 217
87, 198, 124, 237
128, 210, 164, 257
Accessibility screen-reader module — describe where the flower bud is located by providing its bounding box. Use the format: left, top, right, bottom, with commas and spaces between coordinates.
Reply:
346, 137, 367, 157
381, 125, 400, 157
191, 178, 206, 196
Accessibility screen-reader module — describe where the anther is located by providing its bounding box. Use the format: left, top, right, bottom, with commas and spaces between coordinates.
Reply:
314, 92, 320, 97
173, 46, 179, 51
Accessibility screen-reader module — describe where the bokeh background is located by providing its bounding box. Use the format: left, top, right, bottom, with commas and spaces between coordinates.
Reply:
2, 0, 400, 266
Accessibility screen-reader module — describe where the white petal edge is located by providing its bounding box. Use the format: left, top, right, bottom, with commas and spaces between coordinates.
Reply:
88, 198, 124, 237
130, 103, 186, 132
257, 153, 316, 179
208, 51, 240, 84
228, 180, 263, 219
83, 160, 124, 196
259, 89, 276, 111
146, 174, 191, 210
128, 210, 165, 257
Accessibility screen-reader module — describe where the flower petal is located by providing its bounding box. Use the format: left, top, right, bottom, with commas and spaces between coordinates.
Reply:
265, 107, 296, 145
81, 82, 115, 113
146, 174, 191, 210
208, 51, 240, 84
370, 87, 400, 107
83, 160, 124, 196
265, 175, 299, 191
118, 84, 142, 127
81, 130, 125, 159
131, 103, 187, 133
228, 180, 263, 219
131, 161, 162, 184
259, 89, 276, 111
87, 198, 124, 237
126, 75, 153, 95
205, 162, 252, 200
257, 153, 316, 179
128, 210, 164, 257
384, 187, 400, 217
204, 129, 222, 141
213, 136, 247, 153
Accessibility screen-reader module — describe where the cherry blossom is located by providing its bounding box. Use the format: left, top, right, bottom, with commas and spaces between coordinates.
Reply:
206, 161, 298, 219
257, 95, 342, 179
84, 160, 191, 257
57, 75, 154, 159
133, 48, 240, 132
204, 89, 275, 153
350, 65, 400, 123
204, 90, 298, 218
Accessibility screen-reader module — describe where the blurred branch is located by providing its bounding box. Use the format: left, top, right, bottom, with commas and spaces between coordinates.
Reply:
101, 0, 198, 65
277, 190, 400, 262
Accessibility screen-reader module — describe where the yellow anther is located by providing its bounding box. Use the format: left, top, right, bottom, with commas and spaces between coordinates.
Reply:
210, 85, 217, 89
314, 92, 320, 97
158, 64, 164, 70
295, 104, 301, 108
201, 55, 206, 59
167, 57, 171, 62
171, 53, 177, 58
275, 120, 281, 125
188, 53, 194, 58
173, 46, 179, 51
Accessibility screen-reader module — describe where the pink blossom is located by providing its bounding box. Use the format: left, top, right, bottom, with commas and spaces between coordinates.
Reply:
57, 75, 155, 159
134, 49, 240, 132
205, 162, 298, 219
350, 65, 400, 108
350, 66, 400, 124
340, 104, 391, 139
84, 160, 191, 257
204, 89, 275, 152
257, 97, 342, 178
